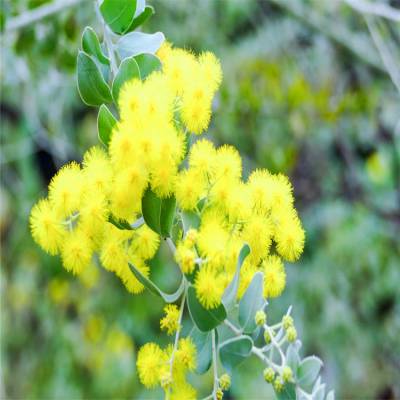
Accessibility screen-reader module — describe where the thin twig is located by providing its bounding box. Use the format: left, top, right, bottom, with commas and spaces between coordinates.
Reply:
211, 329, 219, 400
4, 0, 82, 32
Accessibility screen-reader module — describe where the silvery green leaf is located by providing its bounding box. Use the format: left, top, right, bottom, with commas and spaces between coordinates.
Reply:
134, 0, 145, 17
313, 384, 326, 400
325, 390, 335, 400
286, 343, 300, 373
297, 356, 323, 391
117, 31, 165, 60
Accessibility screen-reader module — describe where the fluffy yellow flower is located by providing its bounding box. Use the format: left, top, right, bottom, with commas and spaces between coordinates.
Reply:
170, 381, 197, 400
82, 146, 113, 197
160, 304, 180, 335
194, 265, 224, 309
237, 259, 258, 299
175, 337, 196, 371
137, 342, 168, 388
274, 209, 305, 262
61, 228, 93, 275
48, 162, 84, 217
262, 255, 286, 298
175, 169, 205, 211
213, 145, 242, 181
30, 198, 65, 255
181, 87, 212, 134
130, 225, 160, 260
175, 243, 196, 275
189, 139, 217, 177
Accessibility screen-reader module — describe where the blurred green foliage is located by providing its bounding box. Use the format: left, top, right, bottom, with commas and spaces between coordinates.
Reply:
1, 0, 399, 399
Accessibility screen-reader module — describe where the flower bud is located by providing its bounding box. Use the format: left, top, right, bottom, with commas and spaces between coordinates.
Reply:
160, 372, 172, 389
184, 229, 198, 247
274, 376, 284, 392
286, 326, 297, 342
264, 330, 272, 344
263, 367, 275, 383
255, 310, 267, 326
216, 388, 224, 400
282, 366, 293, 382
282, 315, 293, 330
219, 373, 231, 391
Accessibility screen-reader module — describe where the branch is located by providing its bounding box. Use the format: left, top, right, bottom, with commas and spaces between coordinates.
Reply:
343, 0, 400, 22
4, 0, 82, 32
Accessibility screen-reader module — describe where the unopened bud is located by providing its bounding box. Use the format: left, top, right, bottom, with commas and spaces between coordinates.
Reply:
216, 388, 224, 400
263, 367, 275, 383
184, 229, 198, 247
282, 315, 294, 330
255, 310, 267, 326
274, 376, 284, 392
282, 366, 293, 382
286, 326, 297, 342
219, 374, 231, 391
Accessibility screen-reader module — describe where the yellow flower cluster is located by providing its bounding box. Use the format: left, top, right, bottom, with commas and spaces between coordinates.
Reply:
136, 337, 197, 399
30, 43, 222, 293
174, 141, 305, 308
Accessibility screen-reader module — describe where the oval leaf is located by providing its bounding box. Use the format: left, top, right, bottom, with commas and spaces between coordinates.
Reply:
82, 26, 110, 65
100, 0, 137, 35
117, 31, 164, 61
187, 286, 226, 332
77, 51, 112, 106
141, 188, 176, 237
125, 5, 154, 33
135, 53, 162, 79
128, 262, 184, 303
297, 356, 323, 391
98, 104, 117, 146
286, 343, 300, 374
238, 271, 264, 334
190, 327, 212, 374
112, 56, 140, 101
222, 244, 250, 311
219, 335, 253, 373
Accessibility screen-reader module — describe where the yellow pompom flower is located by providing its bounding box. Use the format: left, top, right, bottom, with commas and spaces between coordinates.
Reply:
175, 169, 205, 211
213, 145, 242, 181
194, 265, 224, 309
247, 169, 272, 213
170, 381, 197, 400
175, 337, 196, 372
156, 41, 173, 63
108, 124, 139, 169
274, 209, 305, 262
130, 225, 160, 260
150, 158, 178, 198
61, 228, 93, 275
262, 255, 286, 298
118, 78, 144, 123
197, 216, 229, 266
189, 139, 217, 177
198, 51, 223, 94
48, 162, 84, 217
82, 146, 113, 197
225, 182, 251, 221
30, 198, 66, 255
241, 215, 273, 263
137, 342, 168, 388
160, 304, 180, 335
175, 243, 196, 274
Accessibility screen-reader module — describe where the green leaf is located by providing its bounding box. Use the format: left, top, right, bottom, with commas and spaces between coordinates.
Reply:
135, 53, 162, 79
108, 214, 133, 230
222, 244, 250, 311
275, 383, 296, 400
81, 26, 110, 65
141, 188, 176, 237
181, 210, 200, 231
77, 51, 113, 106
187, 286, 226, 332
297, 356, 323, 391
97, 104, 117, 146
286, 344, 300, 374
125, 5, 154, 32
325, 390, 335, 400
112, 56, 140, 101
100, 0, 137, 35
128, 262, 185, 303
238, 271, 264, 334
219, 335, 253, 373
190, 327, 212, 374
117, 32, 165, 61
